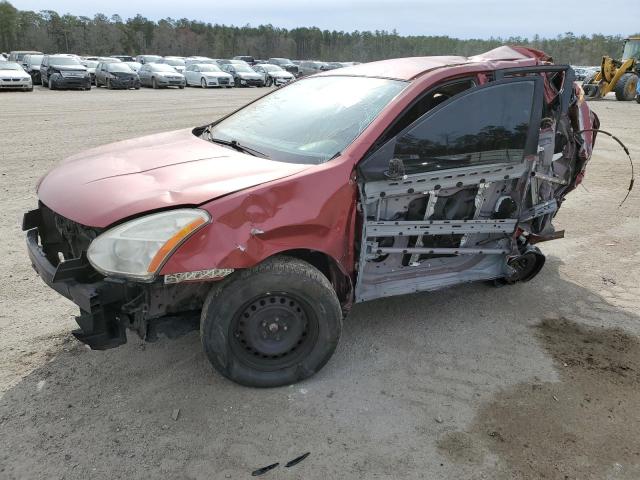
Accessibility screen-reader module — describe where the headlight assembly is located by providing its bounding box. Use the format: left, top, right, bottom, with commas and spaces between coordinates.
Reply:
87, 209, 210, 281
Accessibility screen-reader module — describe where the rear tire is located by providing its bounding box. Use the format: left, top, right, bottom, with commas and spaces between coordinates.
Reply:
200, 256, 342, 387
614, 73, 638, 101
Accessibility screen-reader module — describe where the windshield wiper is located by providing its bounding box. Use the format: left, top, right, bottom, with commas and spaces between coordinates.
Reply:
208, 137, 269, 159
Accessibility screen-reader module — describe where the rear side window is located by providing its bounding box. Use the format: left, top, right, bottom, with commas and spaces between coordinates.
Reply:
395, 80, 536, 174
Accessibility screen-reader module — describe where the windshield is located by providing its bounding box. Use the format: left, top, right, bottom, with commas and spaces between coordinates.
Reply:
164, 58, 185, 66
50, 56, 81, 66
622, 39, 640, 60
0, 62, 22, 71
108, 63, 134, 72
151, 64, 177, 72
261, 65, 283, 72
84, 60, 98, 68
271, 58, 292, 65
28, 55, 43, 65
231, 63, 253, 72
199, 65, 222, 72
207, 76, 406, 164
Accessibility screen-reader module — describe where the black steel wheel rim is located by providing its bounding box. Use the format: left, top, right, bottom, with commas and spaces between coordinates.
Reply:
229, 292, 319, 371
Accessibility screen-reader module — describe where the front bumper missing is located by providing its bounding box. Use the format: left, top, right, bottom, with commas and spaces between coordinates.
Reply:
25, 228, 138, 349
24, 210, 211, 350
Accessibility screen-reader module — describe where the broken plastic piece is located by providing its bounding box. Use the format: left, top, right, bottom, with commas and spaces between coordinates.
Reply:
251, 462, 279, 476
285, 452, 310, 468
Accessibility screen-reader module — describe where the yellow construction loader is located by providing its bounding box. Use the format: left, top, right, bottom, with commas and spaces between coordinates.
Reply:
582, 36, 639, 101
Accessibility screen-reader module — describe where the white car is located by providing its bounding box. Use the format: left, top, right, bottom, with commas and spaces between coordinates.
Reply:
0, 61, 33, 91
253, 64, 295, 86
184, 63, 234, 88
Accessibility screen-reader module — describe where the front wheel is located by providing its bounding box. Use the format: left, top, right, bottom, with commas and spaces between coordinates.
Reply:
200, 256, 342, 387
152, 77, 158, 89
614, 73, 638, 101
201, 77, 207, 88
48, 77, 55, 90
266, 77, 273, 87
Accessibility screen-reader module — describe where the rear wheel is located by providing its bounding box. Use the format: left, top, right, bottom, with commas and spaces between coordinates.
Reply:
614, 73, 638, 101
200, 256, 342, 387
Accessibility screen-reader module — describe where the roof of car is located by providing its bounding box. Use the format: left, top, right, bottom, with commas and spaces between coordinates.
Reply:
317, 46, 548, 81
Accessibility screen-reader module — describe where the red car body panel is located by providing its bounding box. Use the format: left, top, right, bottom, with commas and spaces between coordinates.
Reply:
37, 47, 588, 284
37, 129, 311, 228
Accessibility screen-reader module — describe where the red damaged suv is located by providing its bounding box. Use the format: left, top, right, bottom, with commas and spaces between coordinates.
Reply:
24, 46, 598, 387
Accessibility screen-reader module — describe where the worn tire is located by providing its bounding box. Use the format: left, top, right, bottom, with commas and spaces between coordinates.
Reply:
614, 73, 638, 101
200, 256, 342, 387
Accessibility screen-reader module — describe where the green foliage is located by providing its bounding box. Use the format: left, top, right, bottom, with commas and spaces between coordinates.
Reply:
0, 1, 629, 64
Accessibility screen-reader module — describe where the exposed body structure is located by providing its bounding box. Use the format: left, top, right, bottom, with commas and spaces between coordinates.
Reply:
24, 46, 598, 386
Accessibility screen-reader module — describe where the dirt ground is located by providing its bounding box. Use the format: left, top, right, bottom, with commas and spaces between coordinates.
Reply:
0, 86, 639, 480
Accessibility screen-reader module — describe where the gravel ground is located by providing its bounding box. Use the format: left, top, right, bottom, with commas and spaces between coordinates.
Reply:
0, 86, 639, 480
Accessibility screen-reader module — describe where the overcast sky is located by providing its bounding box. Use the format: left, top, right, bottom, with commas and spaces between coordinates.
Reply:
10, 0, 640, 38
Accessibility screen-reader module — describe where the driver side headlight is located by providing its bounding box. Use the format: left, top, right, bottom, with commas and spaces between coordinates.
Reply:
87, 209, 210, 281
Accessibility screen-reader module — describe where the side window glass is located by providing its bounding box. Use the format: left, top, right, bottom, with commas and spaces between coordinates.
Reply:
384, 79, 476, 141
395, 80, 537, 174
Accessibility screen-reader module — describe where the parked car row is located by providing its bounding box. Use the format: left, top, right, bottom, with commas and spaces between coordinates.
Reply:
572, 65, 600, 81
2, 50, 362, 92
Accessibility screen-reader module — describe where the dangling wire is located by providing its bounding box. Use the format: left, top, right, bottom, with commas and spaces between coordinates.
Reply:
576, 128, 634, 206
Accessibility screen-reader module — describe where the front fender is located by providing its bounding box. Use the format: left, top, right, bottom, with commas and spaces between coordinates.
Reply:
159, 157, 358, 278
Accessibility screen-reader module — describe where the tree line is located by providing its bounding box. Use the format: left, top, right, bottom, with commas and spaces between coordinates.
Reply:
0, 1, 635, 65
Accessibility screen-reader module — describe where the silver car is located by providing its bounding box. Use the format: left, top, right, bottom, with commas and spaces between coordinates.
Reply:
138, 63, 185, 89
253, 64, 295, 87
184, 63, 233, 88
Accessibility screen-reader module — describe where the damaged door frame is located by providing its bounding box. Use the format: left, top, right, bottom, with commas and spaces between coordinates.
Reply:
354, 73, 552, 302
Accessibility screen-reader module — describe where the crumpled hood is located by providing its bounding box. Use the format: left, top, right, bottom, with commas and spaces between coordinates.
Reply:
37, 128, 311, 228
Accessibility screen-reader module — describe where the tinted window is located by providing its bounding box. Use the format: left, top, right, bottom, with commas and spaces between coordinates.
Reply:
383, 79, 476, 141
394, 81, 536, 174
